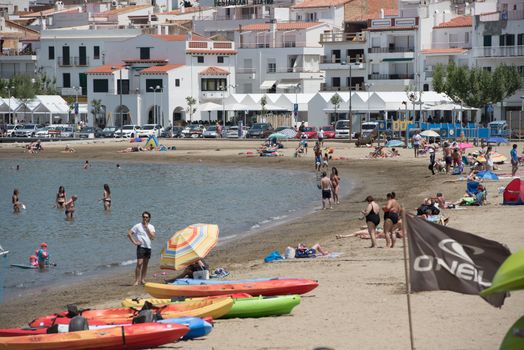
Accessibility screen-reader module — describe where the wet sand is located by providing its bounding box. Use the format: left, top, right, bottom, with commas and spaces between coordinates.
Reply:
0, 139, 523, 349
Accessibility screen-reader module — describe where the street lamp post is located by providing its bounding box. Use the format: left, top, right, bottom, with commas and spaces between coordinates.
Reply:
365, 82, 373, 121
6, 86, 13, 124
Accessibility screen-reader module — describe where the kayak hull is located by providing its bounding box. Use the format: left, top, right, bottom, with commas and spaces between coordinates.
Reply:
121, 293, 252, 308
0, 323, 187, 350
145, 278, 319, 298
221, 295, 301, 319
500, 315, 524, 350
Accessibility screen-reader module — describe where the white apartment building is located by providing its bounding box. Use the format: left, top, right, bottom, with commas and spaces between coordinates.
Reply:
235, 21, 329, 94
290, 0, 349, 29
0, 19, 39, 79
37, 28, 141, 96
472, 0, 524, 118
87, 33, 237, 126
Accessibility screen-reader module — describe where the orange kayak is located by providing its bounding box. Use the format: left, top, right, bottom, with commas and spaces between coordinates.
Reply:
0, 323, 188, 350
29, 298, 233, 328
145, 278, 319, 298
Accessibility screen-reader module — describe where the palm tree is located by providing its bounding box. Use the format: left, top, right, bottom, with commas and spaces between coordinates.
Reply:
330, 94, 342, 122
91, 99, 102, 128
260, 96, 267, 117
186, 96, 197, 123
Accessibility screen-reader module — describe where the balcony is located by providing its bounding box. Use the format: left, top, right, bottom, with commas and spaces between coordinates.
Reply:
320, 31, 366, 43
320, 84, 365, 91
58, 57, 73, 67
238, 41, 312, 49
200, 91, 228, 100
266, 67, 320, 74
368, 47, 414, 54
368, 73, 414, 80
320, 56, 365, 64
74, 56, 90, 66
473, 45, 524, 58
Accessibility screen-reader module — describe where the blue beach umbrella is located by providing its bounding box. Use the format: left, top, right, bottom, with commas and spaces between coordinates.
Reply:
385, 140, 405, 148
477, 170, 499, 180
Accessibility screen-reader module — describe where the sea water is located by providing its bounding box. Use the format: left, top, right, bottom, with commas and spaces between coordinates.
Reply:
0, 159, 319, 300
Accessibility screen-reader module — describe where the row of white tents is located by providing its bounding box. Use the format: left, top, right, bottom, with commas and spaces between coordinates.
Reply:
0, 96, 71, 125
198, 91, 478, 127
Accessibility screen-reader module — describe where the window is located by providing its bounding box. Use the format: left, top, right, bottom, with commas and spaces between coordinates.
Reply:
93, 46, 100, 60
116, 79, 129, 94
63, 73, 70, 88
483, 66, 491, 72
332, 77, 340, 87
217, 56, 224, 63
331, 50, 340, 63
518, 34, 524, 46
93, 79, 108, 93
140, 47, 150, 60
506, 34, 515, 46
197, 56, 204, 63
201, 78, 227, 91
500, 34, 506, 46
483, 35, 492, 47
175, 79, 180, 87
48, 46, 55, 60
267, 62, 276, 73
145, 79, 163, 92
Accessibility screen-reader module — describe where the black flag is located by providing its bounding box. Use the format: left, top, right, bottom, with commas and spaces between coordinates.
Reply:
406, 214, 510, 307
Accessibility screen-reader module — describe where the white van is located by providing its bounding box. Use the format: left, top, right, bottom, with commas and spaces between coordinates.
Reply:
335, 120, 350, 139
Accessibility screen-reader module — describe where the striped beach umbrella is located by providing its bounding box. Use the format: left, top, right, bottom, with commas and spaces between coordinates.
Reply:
160, 224, 219, 271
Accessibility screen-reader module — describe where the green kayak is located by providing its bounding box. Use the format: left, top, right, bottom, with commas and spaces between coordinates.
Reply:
500, 315, 524, 350
219, 295, 301, 319
480, 248, 524, 296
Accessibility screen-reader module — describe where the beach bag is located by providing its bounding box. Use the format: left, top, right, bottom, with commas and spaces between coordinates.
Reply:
284, 247, 296, 259
192, 269, 210, 280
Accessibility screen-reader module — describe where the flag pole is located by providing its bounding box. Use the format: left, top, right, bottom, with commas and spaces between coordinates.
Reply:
401, 210, 415, 350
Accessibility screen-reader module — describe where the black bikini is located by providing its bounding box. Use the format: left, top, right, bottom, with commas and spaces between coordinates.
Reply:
366, 206, 380, 226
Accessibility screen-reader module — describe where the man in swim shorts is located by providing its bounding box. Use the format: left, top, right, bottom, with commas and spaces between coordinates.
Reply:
127, 211, 156, 286
320, 172, 333, 209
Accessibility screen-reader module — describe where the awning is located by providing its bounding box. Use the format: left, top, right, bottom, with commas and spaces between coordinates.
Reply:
277, 80, 300, 89
260, 80, 276, 89
382, 57, 414, 62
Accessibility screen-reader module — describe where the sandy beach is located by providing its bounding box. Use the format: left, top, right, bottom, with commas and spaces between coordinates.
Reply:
0, 138, 523, 349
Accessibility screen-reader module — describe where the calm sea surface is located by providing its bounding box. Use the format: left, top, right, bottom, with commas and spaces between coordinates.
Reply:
0, 159, 319, 300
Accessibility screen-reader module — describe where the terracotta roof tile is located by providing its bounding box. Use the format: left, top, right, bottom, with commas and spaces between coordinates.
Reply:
292, 0, 351, 9
344, 0, 398, 22
160, 6, 211, 15
434, 16, 472, 29
98, 5, 151, 17
199, 66, 230, 75
86, 64, 124, 74
139, 64, 184, 74
150, 33, 208, 41
19, 7, 80, 18
186, 49, 237, 55
421, 48, 468, 55
239, 22, 323, 31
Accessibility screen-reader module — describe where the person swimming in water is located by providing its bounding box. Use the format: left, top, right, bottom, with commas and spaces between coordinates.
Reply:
56, 186, 66, 208
102, 184, 111, 210
12, 189, 22, 213
83, 160, 90, 170
64, 195, 77, 220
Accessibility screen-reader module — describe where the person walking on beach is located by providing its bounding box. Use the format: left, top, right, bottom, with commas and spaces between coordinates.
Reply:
12, 189, 22, 213
127, 211, 156, 286
318, 128, 324, 147
443, 143, 452, 173
412, 131, 422, 158
511, 144, 519, 177
428, 147, 436, 175
319, 172, 333, 209
314, 141, 322, 172
102, 184, 111, 210
383, 192, 401, 248
485, 146, 494, 171
56, 186, 66, 208
362, 196, 380, 248
64, 195, 77, 220
330, 167, 340, 204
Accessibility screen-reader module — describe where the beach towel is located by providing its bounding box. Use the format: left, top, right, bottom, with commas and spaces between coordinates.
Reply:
264, 251, 284, 263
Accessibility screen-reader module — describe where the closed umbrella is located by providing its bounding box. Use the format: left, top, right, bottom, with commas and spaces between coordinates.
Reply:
160, 224, 219, 271
420, 130, 440, 137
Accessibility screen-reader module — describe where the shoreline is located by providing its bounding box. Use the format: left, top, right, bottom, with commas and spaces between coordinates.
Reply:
1, 140, 522, 350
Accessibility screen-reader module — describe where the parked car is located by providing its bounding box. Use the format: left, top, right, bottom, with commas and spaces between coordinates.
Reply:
161, 126, 183, 138
226, 126, 247, 138
139, 124, 163, 138
246, 123, 273, 138
115, 125, 141, 138
321, 126, 336, 138
58, 126, 74, 138
335, 120, 350, 139
5, 124, 21, 137
78, 127, 103, 139
300, 126, 318, 139
101, 127, 118, 138
35, 126, 55, 138
203, 125, 219, 138
182, 124, 206, 138
14, 124, 44, 137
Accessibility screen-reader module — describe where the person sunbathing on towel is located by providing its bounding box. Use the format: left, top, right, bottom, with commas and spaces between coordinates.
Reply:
295, 243, 328, 258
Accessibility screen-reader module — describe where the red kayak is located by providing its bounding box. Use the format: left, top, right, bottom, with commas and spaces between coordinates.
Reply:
145, 278, 319, 298
0, 323, 188, 350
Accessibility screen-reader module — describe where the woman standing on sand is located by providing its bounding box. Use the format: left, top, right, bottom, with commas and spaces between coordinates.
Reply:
102, 184, 111, 211
56, 186, 66, 208
330, 167, 340, 204
64, 195, 77, 220
383, 192, 401, 248
362, 196, 380, 248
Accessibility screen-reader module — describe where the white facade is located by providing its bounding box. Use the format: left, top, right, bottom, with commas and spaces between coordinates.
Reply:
290, 2, 346, 29
0, 0, 30, 14
38, 29, 141, 96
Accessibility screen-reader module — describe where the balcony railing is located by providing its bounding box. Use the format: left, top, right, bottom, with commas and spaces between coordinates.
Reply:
368, 47, 414, 54
58, 56, 72, 66
474, 45, 524, 57
320, 31, 366, 43
368, 73, 414, 80
74, 56, 89, 66
431, 41, 472, 49
320, 84, 365, 91
266, 67, 321, 74
320, 56, 366, 64
0, 48, 37, 56
236, 67, 257, 74
238, 41, 313, 49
